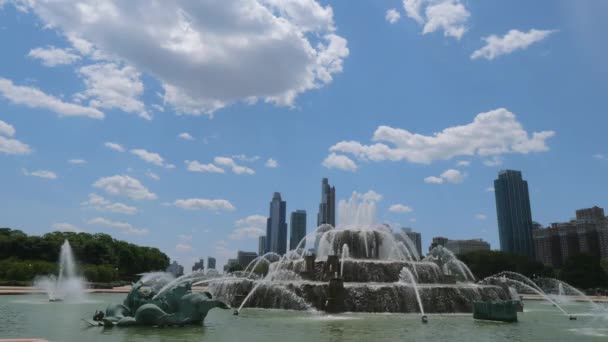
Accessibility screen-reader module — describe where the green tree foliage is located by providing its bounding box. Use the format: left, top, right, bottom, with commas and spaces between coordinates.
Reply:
459, 250, 554, 280
559, 254, 607, 289
227, 263, 244, 273
0, 228, 169, 283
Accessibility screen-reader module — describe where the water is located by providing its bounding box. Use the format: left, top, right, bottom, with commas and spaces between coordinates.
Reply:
33, 240, 86, 302
1, 294, 607, 341
399, 267, 424, 316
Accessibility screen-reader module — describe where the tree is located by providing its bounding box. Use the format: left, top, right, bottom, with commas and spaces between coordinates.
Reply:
559, 254, 607, 289
459, 250, 554, 280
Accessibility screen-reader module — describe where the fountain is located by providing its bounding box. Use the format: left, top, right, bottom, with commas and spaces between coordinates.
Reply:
34, 240, 86, 302
208, 192, 510, 314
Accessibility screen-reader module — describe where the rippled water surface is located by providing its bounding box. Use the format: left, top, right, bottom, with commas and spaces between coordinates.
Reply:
1, 294, 607, 341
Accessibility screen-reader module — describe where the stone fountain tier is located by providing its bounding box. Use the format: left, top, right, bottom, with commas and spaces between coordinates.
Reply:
277, 259, 448, 284
210, 279, 509, 313
317, 228, 403, 259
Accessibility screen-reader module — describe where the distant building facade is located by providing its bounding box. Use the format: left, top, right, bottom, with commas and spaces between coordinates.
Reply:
533, 206, 608, 268
207, 257, 216, 270
258, 236, 266, 256
429, 236, 448, 251
494, 170, 535, 258
192, 259, 205, 272
445, 239, 491, 255
237, 250, 258, 268
166, 261, 184, 277
401, 227, 422, 257
224, 258, 238, 272
317, 178, 335, 227
290, 210, 307, 250
266, 192, 287, 255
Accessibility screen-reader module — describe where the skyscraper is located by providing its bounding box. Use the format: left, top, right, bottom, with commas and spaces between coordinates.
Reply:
258, 236, 266, 256
494, 170, 535, 258
266, 192, 287, 255
317, 178, 335, 227
207, 257, 216, 270
290, 210, 307, 250
400, 227, 422, 257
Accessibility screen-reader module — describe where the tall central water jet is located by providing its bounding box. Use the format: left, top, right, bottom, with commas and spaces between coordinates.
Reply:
34, 240, 86, 302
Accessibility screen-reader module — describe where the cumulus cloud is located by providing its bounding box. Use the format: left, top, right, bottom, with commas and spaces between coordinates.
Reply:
403, 0, 470, 39
232, 154, 260, 162
385, 8, 401, 24
214, 157, 255, 175
93, 175, 157, 200
471, 29, 556, 60
176, 243, 193, 253
28, 46, 81, 66
457, 160, 470, 167
424, 169, 464, 184
475, 213, 487, 220
178, 132, 194, 141
265, 158, 279, 168
75, 63, 150, 119
329, 108, 555, 166
130, 148, 168, 167
23, 169, 57, 179
322, 153, 357, 171
68, 158, 86, 165
483, 156, 503, 167
229, 214, 267, 240
22, 0, 349, 116
0, 119, 31, 155
146, 170, 160, 181
185, 160, 225, 174
104, 141, 125, 152
174, 198, 236, 211
51, 223, 82, 232
0, 77, 103, 119
389, 204, 413, 213
593, 153, 606, 161
87, 217, 149, 235
486, 187, 495, 192
81, 193, 138, 215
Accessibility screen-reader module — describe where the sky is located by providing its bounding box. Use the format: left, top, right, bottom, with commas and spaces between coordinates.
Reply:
0, 0, 607, 271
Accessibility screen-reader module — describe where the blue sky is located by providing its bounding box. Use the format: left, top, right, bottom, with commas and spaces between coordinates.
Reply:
0, 0, 607, 270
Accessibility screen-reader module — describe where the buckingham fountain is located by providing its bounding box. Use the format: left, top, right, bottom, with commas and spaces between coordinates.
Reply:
205, 192, 511, 316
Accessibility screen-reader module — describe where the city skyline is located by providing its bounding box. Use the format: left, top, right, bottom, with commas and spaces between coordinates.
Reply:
0, 1, 607, 271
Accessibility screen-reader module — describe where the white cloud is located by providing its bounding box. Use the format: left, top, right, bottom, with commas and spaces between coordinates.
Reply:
353, 190, 383, 202
174, 198, 236, 211
386, 8, 401, 24
322, 153, 357, 171
265, 158, 279, 168
178, 132, 194, 141
68, 158, 86, 165
146, 170, 160, 181
0, 119, 15, 136
471, 29, 556, 60
81, 193, 138, 215
329, 108, 555, 165
87, 217, 149, 235
28, 46, 81, 66
179, 234, 193, 242
214, 157, 255, 175
456, 160, 470, 167
593, 153, 606, 161
130, 148, 167, 167
232, 154, 260, 162
75, 63, 150, 120
403, 0, 470, 39
475, 213, 487, 220
0, 77, 104, 119
424, 176, 443, 184
93, 175, 157, 200
51, 223, 82, 232
486, 186, 495, 192
23, 0, 349, 116
104, 141, 125, 152
185, 160, 225, 174
483, 156, 503, 167
425, 169, 464, 184
23, 169, 57, 179
389, 204, 413, 213
229, 214, 267, 240
176, 243, 193, 253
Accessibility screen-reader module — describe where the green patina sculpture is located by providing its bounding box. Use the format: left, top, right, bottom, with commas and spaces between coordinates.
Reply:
88, 273, 229, 327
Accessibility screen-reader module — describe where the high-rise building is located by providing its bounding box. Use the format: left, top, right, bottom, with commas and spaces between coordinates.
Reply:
237, 251, 258, 268
192, 259, 205, 272
444, 239, 491, 255
207, 257, 216, 270
400, 227, 422, 257
166, 260, 184, 277
317, 178, 335, 227
258, 236, 266, 256
266, 192, 287, 255
494, 170, 535, 258
290, 210, 307, 250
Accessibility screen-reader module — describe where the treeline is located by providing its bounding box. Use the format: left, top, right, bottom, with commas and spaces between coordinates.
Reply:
0, 228, 169, 283
459, 250, 608, 290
